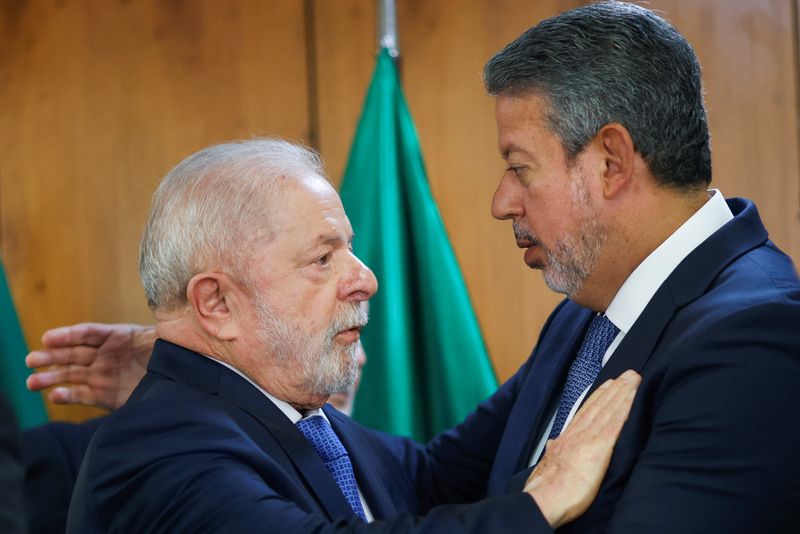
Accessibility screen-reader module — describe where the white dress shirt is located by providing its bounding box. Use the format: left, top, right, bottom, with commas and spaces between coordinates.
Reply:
203, 355, 374, 521
528, 189, 734, 466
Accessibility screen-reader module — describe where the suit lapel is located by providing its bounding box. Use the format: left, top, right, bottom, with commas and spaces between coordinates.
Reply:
215, 371, 356, 521
592, 285, 675, 390
590, 197, 769, 399
148, 343, 356, 521
325, 406, 397, 519
487, 304, 593, 496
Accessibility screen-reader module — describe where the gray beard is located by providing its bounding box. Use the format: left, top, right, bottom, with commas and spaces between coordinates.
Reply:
513, 171, 606, 297
542, 213, 604, 296
253, 298, 367, 396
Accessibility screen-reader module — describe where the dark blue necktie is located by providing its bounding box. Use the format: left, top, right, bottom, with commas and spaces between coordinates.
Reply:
548, 314, 619, 439
295, 415, 367, 521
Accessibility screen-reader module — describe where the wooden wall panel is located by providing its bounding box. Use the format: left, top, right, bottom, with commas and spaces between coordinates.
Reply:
0, 0, 310, 421
312, 0, 376, 186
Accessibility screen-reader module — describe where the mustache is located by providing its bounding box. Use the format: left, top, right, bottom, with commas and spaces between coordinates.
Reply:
329, 303, 369, 334
512, 220, 538, 245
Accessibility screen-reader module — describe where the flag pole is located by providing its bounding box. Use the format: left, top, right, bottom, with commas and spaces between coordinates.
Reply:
377, 0, 399, 58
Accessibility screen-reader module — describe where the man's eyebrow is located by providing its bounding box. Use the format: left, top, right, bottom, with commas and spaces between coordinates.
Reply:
500, 143, 518, 161
314, 232, 353, 246
501, 143, 534, 162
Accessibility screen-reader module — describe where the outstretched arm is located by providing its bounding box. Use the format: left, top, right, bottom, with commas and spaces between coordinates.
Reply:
26, 323, 157, 411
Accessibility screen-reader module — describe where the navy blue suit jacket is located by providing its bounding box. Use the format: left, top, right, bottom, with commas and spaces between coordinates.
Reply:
487, 198, 800, 532
0, 393, 25, 534
67, 340, 544, 533
22, 417, 103, 533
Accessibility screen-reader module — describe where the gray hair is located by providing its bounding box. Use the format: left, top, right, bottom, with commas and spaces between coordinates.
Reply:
484, 1, 711, 189
139, 138, 324, 311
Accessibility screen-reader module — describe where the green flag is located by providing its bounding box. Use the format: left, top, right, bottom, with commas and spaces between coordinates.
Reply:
0, 261, 47, 429
341, 49, 497, 442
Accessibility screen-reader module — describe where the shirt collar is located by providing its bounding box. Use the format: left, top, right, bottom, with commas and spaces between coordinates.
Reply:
605, 189, 733, 333
201, 354, 326, 424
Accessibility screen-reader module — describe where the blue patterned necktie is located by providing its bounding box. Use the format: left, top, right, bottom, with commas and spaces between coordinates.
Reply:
295, 415, 367, 521
548, 314, 620, 439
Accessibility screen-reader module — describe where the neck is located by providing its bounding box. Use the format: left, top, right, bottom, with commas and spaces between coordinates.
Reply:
155, 309, 331, 411
572, 185, 709, 311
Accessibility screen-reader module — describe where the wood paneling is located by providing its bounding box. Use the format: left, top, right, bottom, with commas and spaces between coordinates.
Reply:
0, 0, 310, 421
2, 0, 797, 420
312, 0, 376, 186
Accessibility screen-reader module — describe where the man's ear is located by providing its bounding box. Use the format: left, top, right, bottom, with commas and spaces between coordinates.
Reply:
595, 123, 636, 199
186, 272, 243, 341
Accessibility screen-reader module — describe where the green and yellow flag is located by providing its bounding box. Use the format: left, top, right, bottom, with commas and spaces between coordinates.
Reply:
341, 49, 497, 442
0, 261, 47, 429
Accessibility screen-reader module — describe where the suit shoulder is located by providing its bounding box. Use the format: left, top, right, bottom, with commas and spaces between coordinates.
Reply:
738, 240, 800, 297
88, 380, 259, 475
692, 241, 800, 318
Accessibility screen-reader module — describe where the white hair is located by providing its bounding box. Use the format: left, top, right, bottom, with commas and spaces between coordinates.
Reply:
139, 138, 324, 311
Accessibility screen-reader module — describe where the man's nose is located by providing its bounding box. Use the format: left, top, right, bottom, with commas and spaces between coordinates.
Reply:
491, 175, 522, 221
339, 254, 378, 302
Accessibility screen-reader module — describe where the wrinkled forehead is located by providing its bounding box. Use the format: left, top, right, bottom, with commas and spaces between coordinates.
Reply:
269, 173, 352, 240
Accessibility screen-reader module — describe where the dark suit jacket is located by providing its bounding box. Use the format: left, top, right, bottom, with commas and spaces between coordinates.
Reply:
22, 417, 104, 533
487, 198, 800, 532
67, 340, 545, 533
0, 393, 26, 534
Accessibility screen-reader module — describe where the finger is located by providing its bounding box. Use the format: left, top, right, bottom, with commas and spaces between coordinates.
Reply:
27, 369, 70, 391
47, 385, 97, 406
566, 371, 640, 435
563, 378, 623, 434
569, 369, 637, 421
26, 350, 56, 369
572, 376, 615, 419
44, 345, 100, 366
596, 384, 638, 442
41, 323, 115, 349
588, 372, 640, 432
25, 366, 90, 391
26, 345, 100, 368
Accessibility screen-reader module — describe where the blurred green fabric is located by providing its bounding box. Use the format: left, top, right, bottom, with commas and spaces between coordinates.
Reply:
0, 261, 47, 429
341, 49, 497, 442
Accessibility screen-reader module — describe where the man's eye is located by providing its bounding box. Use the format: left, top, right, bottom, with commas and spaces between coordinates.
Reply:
316, 253, 331, 266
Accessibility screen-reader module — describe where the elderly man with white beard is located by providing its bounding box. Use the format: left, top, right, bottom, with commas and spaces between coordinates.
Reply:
66, 138, 639, 533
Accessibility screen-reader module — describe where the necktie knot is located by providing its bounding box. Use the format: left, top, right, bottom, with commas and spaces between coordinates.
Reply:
296, 415, 347, 464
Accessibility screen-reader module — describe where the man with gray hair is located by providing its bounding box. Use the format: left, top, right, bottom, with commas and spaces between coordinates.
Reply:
66, 137, 638, 532
481, 1, 800, 531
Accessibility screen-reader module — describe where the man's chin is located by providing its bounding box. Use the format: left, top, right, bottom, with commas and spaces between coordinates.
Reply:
542, 268, 585, 297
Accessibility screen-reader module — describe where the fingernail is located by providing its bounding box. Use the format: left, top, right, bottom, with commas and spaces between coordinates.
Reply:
621, 370, 638, 382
